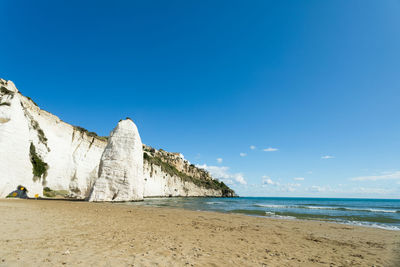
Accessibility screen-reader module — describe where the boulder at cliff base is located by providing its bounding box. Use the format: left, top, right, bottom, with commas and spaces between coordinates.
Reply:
6, 185, 28, 199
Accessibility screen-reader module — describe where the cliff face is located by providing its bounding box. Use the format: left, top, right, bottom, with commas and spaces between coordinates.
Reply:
0, 79, 235, 199
143, 147, 235, 197
0, 79, 105, 199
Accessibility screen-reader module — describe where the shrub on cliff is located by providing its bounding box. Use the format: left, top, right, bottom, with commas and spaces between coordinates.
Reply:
43, 187, 68, 198
29, 143, 48, 181
30, 119, 48, 145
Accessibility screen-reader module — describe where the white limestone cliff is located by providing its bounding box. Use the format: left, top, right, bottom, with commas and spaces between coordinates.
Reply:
142, 147, 233, 197
0, 79, 106, 198
0, 80, 43, 197
143, 161, 223, 197
89, 119, 144, 202
0, 79, 235, 199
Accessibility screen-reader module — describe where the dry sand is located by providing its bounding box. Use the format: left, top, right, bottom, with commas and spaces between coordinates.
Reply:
0, 199, 399, 266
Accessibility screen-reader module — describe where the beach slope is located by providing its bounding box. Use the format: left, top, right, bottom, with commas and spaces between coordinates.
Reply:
0, 199, 399, 266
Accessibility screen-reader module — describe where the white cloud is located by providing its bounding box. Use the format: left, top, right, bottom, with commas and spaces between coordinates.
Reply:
221, 179, 234, 185
304, 185, 395, 196
355, 187, 393, 194
307, 185, 328, 193
250, 145, 256, 150
286, 183, 301, 192
307, 171, 313, 174
263, 147, 278, 152
351, 171, 400, 182
198, 165, 230, 179
264, 178, 275, 185
293, 177, 304, 181
260, 176, 301, 193
197, 164, 247, 185
262, 176, 278, 186
240, 152, 247, 157
216, 158, 223, 163
321, 155, 335, 159
234, 173, 247, 185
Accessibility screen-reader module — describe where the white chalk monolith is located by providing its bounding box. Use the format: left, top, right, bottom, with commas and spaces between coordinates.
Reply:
89, 119, 144, 201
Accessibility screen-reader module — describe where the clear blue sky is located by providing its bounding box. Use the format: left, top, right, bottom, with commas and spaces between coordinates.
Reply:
2, 0, 400, 198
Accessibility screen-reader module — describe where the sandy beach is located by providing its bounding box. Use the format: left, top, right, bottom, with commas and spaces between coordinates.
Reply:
0, 199, 399, 266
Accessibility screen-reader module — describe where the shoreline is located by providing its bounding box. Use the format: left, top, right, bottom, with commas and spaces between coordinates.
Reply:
127, 196, 400, 232
6, 196, 400, 231
1, 199, 399, 266
125, 200, 400, 232
6, 197, 400, 231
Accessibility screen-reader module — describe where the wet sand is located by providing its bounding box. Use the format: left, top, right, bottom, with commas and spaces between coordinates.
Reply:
0, 199, 399, 266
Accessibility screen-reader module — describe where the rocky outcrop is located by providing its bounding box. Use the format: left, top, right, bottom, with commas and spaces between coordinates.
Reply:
0, 78, 236, 199
90, 119, 144, 202
143, 146, 235, 197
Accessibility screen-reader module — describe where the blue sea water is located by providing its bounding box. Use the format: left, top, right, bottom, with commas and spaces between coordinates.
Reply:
128, 197, 400, 231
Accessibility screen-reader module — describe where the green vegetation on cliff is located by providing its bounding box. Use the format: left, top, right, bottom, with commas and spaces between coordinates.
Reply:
143, 152, 234, 196
31, 119, 48, 145
29, 143, 48, 183
73, 125, 108, 142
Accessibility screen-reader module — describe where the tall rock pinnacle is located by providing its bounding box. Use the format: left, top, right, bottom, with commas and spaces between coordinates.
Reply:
89, 119, 144, 201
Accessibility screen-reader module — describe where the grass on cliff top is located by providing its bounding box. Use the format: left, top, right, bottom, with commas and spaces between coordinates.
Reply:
26, 96, 39, 107
73, 126, 108, 142
143, 152, 233, 194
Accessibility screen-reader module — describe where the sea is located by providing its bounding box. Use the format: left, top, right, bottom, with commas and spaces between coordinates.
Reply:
128, 197, 400, 231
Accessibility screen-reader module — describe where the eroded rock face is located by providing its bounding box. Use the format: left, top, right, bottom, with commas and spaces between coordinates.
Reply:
89, 119, 144, 202
0, 79, 106, 198
0, 79, 43, 196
